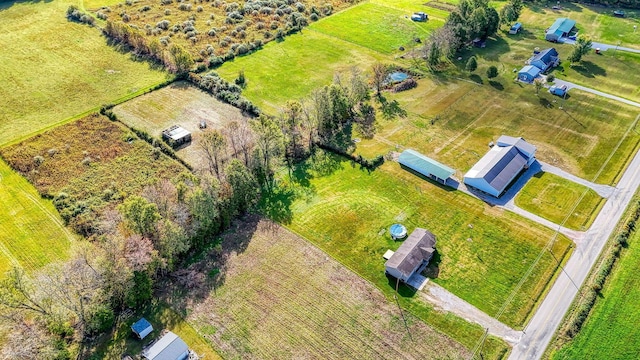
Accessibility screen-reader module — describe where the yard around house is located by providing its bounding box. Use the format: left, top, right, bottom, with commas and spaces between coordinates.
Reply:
551, 207, 640, 359
167, 216, 476, 359
515, 172, 604, 231
519, 3, 640, 50
112, 81, 251, 172
264, 152, 573, 330
0, 0, 169, 146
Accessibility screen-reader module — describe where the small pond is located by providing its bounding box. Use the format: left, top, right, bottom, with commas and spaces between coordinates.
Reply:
387, 72, 409, 83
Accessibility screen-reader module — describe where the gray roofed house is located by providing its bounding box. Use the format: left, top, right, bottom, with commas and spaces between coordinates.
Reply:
463, 136, 536, 197
385, 228, 436, 283
398, 149, 455, 185
142, 331, 189, 360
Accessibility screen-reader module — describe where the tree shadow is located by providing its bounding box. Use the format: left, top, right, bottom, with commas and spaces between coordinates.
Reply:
571, 61, 606, 78
489, 80, 504, 90
0, 0, 52, 12
377, 95, 407, 120
474, 36, 511, 62
162, 215, 262, 313
539, 97, 553, 108
259, 184, 295, 224
469, 74, 484, 84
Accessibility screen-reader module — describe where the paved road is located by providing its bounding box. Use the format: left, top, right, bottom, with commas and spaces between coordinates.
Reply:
420, 282, 522, 345
554, 79, 640, 108
509, 142, 640, 360
559, 37, 640, 54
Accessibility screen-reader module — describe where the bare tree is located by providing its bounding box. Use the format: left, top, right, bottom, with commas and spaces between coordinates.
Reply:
142, 179, 178, 219
224, 121, 254, 167
371, 63, 388, 96
199, 129, 227, 180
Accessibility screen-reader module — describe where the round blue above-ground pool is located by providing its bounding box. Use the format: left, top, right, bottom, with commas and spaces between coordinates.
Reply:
390, 224, 407, 240
387, 72, 409, 83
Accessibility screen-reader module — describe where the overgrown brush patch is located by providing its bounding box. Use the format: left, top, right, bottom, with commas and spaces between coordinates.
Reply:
93, 0, 361, 70
0, 114, 188, 236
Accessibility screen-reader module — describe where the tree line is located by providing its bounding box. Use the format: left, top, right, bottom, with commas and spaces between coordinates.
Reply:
0, 63, 395, 358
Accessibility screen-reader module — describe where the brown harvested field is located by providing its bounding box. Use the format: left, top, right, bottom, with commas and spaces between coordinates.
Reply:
113, 81, 251, 171
175, 216, 470, 359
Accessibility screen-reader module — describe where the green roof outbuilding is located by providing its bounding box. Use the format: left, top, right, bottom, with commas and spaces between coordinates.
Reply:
398, 149, 455, 184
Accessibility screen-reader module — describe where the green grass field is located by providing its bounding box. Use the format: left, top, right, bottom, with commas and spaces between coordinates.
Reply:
0, 0, 169, 146
217, 30, 386, 113
266, 152, 572, 329
358, 79, 640, 186
0, 160, 75, 275
311, 2, 441, 54
515, 172, 604, 231
177, 217, 475, 359
552, 214, 640, 359
87, 300, 222, 359
520, 4, 640, 49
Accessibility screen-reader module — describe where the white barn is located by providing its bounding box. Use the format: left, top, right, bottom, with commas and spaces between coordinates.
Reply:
142, 331, 189, 360
463, 136, 536, 197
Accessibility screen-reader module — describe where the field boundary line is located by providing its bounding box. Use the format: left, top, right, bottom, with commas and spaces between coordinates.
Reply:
0, 78, 175, 148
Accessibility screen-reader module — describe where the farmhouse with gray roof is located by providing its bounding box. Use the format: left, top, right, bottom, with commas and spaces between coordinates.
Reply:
385, 228, 436, 283
463, 136, 536, 197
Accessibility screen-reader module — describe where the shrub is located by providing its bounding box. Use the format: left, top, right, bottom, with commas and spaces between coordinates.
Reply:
96, 11, 108, 20
208, 28, 216, 36
197, 5, 203, 12
546, 73, 556, 83
139, 5, 151, 12
309, 13, 318, 21
157, 19, 170, 30
236, 44, 249, 55
392, 78, 418, 92
178, 3, 192, 11
33, 155, 45, 166
486, 65, 499, 79
235, 70, 246, 85
270, 20, 279, 29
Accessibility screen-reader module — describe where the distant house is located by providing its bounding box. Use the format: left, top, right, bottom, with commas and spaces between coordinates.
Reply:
142, 331, 189, 360
398, 149, 455, 185
549, 84, 568, 96
545, 18, 576, 42
162, 125, 192, 148
385, 228, 436, 283
517, 65, 542, 83
411, 12, 428, 22
613, 10, 625, 18
463, 135, 536, 197
132, 318, 154, 340
528, 48, 559, 72
509, 22, 522, 35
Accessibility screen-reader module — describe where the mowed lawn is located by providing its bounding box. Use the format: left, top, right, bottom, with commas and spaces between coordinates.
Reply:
0, 160, 74, 275
311, 2, 441, 54
552, 215, 640, 359
267, 153, 572, 328
358, 77, 640, 186
519, 4, 640, 49
506, 7, 640, 102
0, 0, 169, 146
217, 30, 386, 113
515, 172, 604, 231
179, 217, 472, 359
